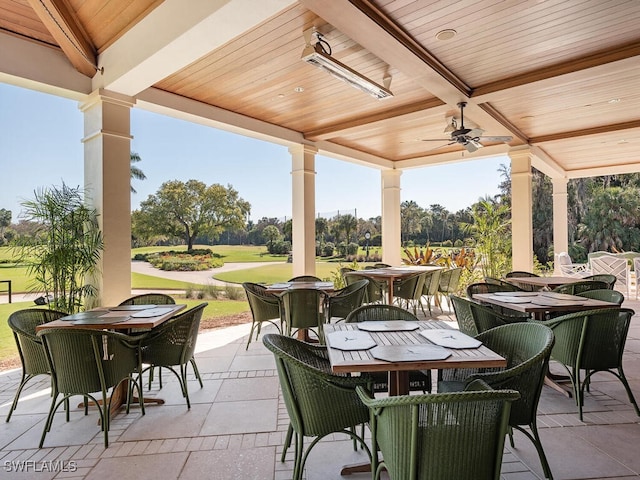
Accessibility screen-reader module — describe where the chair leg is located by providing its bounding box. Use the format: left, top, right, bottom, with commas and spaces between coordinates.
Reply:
190, 358, 203, 388
281, 423, 293, 462
512, 423, 554, 479
6, 373, 33, 422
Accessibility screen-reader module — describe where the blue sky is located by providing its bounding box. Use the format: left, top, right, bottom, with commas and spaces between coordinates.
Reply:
1, 82, 507, 222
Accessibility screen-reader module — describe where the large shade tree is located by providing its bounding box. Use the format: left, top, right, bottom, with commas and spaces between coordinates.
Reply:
136, 180, 250, 250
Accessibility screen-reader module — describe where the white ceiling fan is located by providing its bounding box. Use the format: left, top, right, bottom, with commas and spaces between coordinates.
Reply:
421, 102, 513, 153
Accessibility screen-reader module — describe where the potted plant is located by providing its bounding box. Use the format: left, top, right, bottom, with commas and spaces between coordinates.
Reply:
15, 183, 103, 313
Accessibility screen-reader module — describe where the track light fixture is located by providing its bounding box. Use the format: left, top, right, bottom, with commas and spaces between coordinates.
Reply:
301, 30, 393, 100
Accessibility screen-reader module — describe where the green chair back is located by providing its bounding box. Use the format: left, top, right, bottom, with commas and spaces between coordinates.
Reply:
437, 267, 463, 309
576, 288, 624, 305
344, 271, 385, 303
140, 303, 207, 409
393, 272, 426, 315
451, 295, 512, 336
38, 327, 145, 447
118, 293, 175, 305
541, 308, 639, 420
552, 280, 609, 295
583, 274, 616, 289
6, 308, 67, 421
262, 334, 371, 480
242, 282, 281, 348
467, 281, 520, 298
357, 380, 519, 480
288, 275, 322, 282
326, 279, 368, 321
277, 288, 326, 337
420, 269, 442, 315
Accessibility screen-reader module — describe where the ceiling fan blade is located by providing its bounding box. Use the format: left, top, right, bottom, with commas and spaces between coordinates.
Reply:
427, 141, 456, 152
467, 128, 484, 137
421, 138, 453, 142
477, 135, 513, 142
463, 138, 483, 153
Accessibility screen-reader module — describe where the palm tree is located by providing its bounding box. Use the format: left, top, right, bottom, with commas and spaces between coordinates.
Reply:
130, 152, 147, 194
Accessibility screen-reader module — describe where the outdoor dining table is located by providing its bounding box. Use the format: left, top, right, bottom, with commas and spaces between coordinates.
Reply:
348, 265, 443, 304
36, 304, 186, 414
472, 292, 616, 321
324, 320, 506, 396
504, 275, 581, 291
323, 319, 506, 475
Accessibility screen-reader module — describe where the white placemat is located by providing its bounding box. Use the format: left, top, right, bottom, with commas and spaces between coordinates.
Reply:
487, 295, 531, 304
357, 321, 419, 332
370, 345, 451, 362
419, 329, 482, 349
326, 330, 376, 351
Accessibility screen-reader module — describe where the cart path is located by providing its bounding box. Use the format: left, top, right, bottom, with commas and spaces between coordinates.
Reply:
130, 260, 276, 286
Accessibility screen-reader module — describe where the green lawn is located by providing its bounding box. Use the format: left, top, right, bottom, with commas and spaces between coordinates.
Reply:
212, 262, 346, 284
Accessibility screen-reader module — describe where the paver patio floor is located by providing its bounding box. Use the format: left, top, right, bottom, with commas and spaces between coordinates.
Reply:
1, 302, 639, 479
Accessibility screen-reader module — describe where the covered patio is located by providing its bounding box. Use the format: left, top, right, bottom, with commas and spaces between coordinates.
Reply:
2, 303, 640, 479
2, 1, 640, 304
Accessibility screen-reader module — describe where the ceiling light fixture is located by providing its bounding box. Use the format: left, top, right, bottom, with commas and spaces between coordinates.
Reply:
301, 30, 393, 100
435, 29, 457, 41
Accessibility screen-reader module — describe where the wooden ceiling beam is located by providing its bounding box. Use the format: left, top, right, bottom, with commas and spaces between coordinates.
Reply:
300, 0, 515, 138
472, 41, 640, 100
305, 98, 445, 141
27, 0, 97, 77
530, 120, 640, 144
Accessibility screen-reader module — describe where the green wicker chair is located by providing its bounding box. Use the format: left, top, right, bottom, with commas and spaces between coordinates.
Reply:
419, 269, 442, 316
325, 279, 368, 322
139, 303, 207, 409
288, 275, 322, 282
344, 271, 385, 304
451, 295, 517, 337
37, 327, 145, 448
583, 274, 616, 289
242, 282, 281, 349
437, 267, 463, 311
393, 272, 426, 315
345, 304, 431, 393
576, 288, 624, 305
552, 280, 609, 295
357, 379, 519, 480
539, 308, 639, 421
6, 308, 67, 422
118, 293, 175, 305
438, 322, 556, 480
277, 288, 326, 340
505, 271, 540, 292
262, 334, 372, 480
467, 281, 521, 297
118, 294, 190, 387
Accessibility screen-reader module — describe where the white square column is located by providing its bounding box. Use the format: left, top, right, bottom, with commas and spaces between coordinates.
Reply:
509, 148, 534, 271
552, 177, 569, 274
80, 89, 134, 306
381, 169, 402, 266
289, 145, 317, 277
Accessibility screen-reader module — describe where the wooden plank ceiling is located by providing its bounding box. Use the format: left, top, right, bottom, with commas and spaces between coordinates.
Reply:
1, 0, 639, 176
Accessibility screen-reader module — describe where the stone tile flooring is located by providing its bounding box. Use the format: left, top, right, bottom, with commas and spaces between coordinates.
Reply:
1, 302, 639, 479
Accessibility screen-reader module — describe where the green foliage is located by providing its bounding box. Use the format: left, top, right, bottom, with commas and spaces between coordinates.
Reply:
146, 249, 224, 271
321, 242, 335, 257
134, 180, 250, 250
462, 197, 511, 279
14, 183, 103, 313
